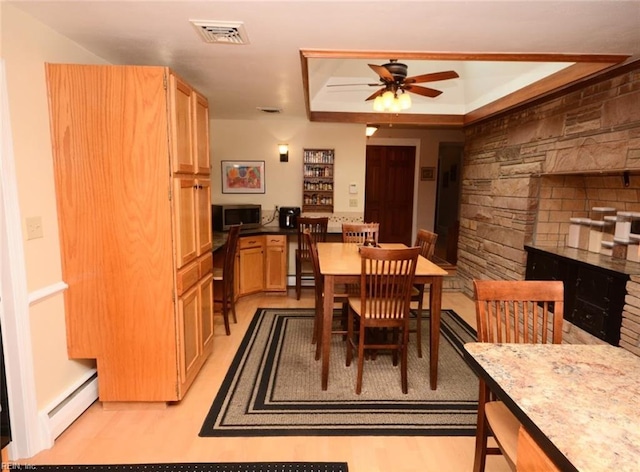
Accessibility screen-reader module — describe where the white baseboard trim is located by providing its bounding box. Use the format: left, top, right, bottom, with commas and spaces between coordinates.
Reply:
37, 370, 98, 447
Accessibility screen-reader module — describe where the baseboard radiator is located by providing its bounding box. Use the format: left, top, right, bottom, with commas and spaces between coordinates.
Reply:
37, 369, 98, 448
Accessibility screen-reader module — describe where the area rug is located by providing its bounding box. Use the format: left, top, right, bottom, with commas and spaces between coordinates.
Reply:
199, 308, 478, 437
28, 464, 348, 471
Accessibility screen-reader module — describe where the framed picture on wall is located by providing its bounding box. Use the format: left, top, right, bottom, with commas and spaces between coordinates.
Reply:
221, 160, 265, 193
420, 166, 435, 181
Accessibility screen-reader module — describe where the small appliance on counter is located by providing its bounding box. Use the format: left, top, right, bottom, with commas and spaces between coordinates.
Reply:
212, 204, 262, 231
279, 206, 301, 229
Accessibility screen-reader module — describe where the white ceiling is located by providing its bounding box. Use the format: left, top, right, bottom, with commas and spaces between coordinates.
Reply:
8, 0, 640, 123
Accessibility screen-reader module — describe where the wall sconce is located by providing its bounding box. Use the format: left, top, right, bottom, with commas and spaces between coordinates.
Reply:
278, 144, 289, 162
365, 126, 378, 137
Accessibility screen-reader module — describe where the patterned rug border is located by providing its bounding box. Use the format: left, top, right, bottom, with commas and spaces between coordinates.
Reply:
200, 308, 478, 437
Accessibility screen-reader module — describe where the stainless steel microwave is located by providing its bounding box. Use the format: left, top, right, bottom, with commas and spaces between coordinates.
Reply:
212, 204, 262, 231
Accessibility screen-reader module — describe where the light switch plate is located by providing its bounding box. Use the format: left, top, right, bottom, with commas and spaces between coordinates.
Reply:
349, 183, 357, 194
26, 216, 44, 240
349, 198, 357, 207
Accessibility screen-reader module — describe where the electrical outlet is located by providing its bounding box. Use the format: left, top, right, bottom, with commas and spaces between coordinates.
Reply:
349, 198, 357, 208
26, 216, 44, 240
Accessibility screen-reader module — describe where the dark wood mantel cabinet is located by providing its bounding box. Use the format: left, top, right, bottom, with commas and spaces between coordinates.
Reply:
525, 245, 628, 346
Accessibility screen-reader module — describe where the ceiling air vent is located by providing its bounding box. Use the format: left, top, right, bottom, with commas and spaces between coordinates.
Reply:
190, 20, 249, 45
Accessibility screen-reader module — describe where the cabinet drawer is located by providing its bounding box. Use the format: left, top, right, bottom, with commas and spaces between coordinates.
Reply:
265, 235, 286, 247
176, 261, 200, 296
198, 252, 213, 276
239, 236, 263, 249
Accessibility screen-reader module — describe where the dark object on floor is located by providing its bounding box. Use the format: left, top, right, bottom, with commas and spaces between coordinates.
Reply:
28, 463, 349, 472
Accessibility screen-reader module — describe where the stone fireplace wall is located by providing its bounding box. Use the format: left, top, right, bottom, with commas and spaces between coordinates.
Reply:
457, 66, 640, 353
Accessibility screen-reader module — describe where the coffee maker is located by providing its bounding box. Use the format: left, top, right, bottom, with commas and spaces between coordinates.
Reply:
279, 207, 301, 229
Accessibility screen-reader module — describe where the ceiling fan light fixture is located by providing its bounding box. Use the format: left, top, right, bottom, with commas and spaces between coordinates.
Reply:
382, 90, 394, 109
373, 96, 385, 112
399, 92, 412, 110
390, 98, 402, 113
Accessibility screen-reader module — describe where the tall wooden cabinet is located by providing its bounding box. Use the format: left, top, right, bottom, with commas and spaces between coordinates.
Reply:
46, 64, 213, 403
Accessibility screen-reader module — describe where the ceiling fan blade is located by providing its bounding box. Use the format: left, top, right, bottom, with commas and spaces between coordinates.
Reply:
369, 64, 394, 82
404, 85, 443, 98
365, 88, 386, 101
327, 83, 381, 87
404, 70, 459, 84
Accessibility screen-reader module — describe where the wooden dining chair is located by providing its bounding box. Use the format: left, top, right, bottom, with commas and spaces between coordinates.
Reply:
342, 222, 380, 245
296, 217, 329, 300
304, 230, 353, 360
472, 279, 564, 472
213, 224, 242, 335
409, 229, 438, 357
346, 246, 420, 394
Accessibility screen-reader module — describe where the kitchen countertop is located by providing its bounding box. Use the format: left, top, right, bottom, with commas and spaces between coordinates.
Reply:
464, 342, 640, 472
212, 225, 343, 252
525, 244, 640, 276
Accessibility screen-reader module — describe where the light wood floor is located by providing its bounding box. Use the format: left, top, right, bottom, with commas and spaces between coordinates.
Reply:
20, 290, 511, 472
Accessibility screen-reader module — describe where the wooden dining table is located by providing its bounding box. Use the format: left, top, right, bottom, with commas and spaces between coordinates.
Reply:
317, 242, 449, 390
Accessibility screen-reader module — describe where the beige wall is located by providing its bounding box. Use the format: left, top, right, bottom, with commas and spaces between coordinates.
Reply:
2, 3, 106, 410
211, 119, 367, 214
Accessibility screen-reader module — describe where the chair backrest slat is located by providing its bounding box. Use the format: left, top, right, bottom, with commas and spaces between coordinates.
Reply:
414, 229, 438, 261
359, 246, 419, 321
342, 222, 380, 245
298, 217, 329, 261
224, 224, 242, 292
474, 280, 564, 345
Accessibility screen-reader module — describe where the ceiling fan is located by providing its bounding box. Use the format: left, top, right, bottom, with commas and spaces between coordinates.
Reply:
328, 59, 459, 111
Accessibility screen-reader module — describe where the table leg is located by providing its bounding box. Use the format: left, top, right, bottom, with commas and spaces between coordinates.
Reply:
429, 276, 443, 390
322, 274, 335, 390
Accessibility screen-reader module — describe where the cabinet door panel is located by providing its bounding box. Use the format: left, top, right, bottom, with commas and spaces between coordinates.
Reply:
196, 178, 212, 254
194, 91, 210, 175
169, 74, 194, 173
264, 237, 286, 291
174, 177, 197, 267
178, 284, 200, 384
200, 273, 214, 349
239, 246, 264, 295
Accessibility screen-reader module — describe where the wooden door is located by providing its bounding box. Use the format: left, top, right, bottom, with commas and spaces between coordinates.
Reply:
365, 145, 415, 245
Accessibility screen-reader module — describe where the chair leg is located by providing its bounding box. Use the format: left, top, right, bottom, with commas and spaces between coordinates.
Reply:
314, 306, 322, 361
473, 381, 490, 472
295, 255, 302, 300
221, 300, 231, 336
346, 308, 354, 367
416, 284, 424, 358
356, 322, 365, 394
401, 328, 409, 394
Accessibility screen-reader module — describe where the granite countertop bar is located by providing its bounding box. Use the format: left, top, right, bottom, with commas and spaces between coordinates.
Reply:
464, 343, 640, 472
212, 225, 343, 252
526, 244, 640, 276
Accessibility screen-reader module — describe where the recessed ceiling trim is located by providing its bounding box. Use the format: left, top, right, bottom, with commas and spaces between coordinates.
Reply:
190, 20, 249, 45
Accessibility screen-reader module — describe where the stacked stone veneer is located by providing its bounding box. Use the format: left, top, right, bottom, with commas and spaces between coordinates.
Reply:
457, 67, 640, 354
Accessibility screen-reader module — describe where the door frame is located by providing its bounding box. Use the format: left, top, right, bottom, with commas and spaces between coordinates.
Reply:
0, 60, 42, 458
366, 137, 421, 242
